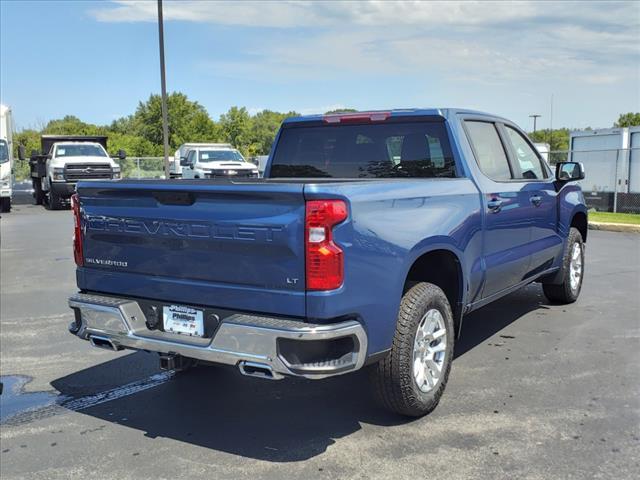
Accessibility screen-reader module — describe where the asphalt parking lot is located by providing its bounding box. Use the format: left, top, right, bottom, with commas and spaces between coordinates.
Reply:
1, 203, 639, 480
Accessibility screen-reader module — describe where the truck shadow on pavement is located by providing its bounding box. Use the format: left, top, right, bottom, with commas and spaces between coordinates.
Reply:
51, 285, 550, 462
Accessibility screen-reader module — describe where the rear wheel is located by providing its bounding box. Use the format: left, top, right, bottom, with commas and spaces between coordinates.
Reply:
33, 178, 44, 205
543, 227, 584, 304
370, 282, 454, 417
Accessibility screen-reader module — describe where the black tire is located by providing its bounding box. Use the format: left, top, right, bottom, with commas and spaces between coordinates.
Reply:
0, 197, 10, 213
33, 179, 44, 205
543, 227, 584, 304
370, 282, 455, 417
46, 182, 62, 210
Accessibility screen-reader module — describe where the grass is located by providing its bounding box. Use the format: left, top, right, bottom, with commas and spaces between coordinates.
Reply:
589, 212, 640, 225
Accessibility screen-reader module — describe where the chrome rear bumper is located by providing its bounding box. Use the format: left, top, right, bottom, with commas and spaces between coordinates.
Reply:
68, 293, 367, 379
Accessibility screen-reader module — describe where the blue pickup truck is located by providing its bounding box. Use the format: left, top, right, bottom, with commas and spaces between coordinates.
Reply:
68, 109, 587, 417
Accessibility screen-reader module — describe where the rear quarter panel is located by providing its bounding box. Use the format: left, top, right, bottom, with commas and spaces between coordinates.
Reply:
305, 179, 482, 354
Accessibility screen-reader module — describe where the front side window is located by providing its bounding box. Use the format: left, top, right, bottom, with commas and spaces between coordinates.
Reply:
504, 126, 546, 180
270, 121, 456, 178
0, 140, 8, 163
187, 150, 196, 165
465, 121, 512, 181
55, 144, 107, 158
198, 150, 244, 162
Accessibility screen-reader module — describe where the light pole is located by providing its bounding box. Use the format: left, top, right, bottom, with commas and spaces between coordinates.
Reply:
157, 0, 170, 178
529, 114, 541, 133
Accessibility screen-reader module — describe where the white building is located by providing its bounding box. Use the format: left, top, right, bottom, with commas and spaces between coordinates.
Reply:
569, 127, 640, 212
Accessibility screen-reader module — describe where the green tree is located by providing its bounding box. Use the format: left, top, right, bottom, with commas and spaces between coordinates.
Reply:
131, 92, 220, 149
109, 114, 138, 135
43, 115, 106, 136
106, 132, 162, 157
614, 112, 640, 128
12, 129, 41, 180
527, 128, 570, 151
219, 106, 252, 153
248, 109, 299, 156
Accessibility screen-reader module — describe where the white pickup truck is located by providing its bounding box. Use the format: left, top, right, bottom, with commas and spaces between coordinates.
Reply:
181, 145, 259, 179
170, 143, 222, 178
19, 135, 124, 210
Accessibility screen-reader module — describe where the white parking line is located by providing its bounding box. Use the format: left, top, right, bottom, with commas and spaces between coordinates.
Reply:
62, 371, 175, 412
2, 371, 175, 426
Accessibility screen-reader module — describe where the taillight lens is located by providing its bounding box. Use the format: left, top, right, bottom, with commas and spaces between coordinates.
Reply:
305, 199, 348, 290
71, 193, 83, 266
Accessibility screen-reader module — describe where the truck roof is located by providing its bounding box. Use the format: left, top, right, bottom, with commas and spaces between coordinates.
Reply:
52, 141, 104, 146
282, 108, 509, 126
40, 135, 108, 154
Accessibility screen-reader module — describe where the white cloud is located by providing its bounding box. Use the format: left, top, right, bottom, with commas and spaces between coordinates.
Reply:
91, 0, 640, 87
92, 1, 638, 30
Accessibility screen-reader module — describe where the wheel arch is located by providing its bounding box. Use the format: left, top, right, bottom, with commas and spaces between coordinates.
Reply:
403, 247, 465, 337
571, 210, 588, 242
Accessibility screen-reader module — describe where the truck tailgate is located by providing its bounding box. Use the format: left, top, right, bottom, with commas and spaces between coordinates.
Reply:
76, 181, 306, 317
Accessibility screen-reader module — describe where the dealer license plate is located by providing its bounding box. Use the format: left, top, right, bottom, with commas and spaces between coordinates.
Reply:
163, 305, 204, 337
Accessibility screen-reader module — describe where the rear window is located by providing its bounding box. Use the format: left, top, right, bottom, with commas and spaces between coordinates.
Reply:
270, 121, 456, 178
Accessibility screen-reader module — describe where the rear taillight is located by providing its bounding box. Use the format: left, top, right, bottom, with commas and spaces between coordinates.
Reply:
71, 193, 83, 266
305, 200, 348, 291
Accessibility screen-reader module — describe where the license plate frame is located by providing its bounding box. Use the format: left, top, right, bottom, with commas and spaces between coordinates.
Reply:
162, 305, 204, 337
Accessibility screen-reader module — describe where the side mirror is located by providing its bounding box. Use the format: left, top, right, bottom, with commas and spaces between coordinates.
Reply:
189, 163, 194, 170
117, 149, 127, 160
555, 162, 585, 182
18, 145, 26, 160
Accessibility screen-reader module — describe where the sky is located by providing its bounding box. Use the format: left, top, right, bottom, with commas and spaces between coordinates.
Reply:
1, 0, 639, 132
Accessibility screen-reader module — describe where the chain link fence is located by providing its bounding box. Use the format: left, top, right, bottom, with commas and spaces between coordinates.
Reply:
116, 157, 165, 179
548, 148, 640, 214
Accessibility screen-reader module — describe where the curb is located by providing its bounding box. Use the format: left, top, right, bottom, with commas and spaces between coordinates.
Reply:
588, 221, 640, 233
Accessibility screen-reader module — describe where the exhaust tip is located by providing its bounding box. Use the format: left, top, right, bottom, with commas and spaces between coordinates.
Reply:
89, 335, 121, 351
238, 361, 280, 380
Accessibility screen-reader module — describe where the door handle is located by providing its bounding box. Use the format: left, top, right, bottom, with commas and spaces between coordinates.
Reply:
487, 198, 502, 213
530, 195, 542, 207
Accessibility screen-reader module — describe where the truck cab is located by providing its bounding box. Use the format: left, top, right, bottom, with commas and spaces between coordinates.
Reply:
181, 145, 259, 179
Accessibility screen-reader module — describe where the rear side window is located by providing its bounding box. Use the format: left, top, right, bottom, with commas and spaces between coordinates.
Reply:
270, 121, 456, 178
464, 121, 512, 181
504, 126, 546, 179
